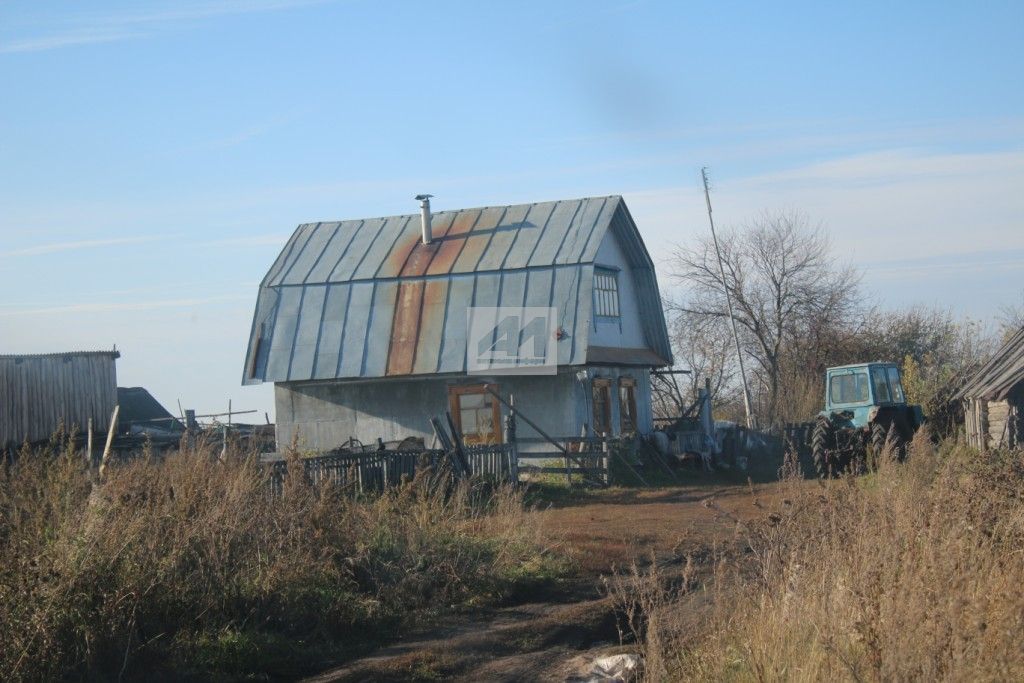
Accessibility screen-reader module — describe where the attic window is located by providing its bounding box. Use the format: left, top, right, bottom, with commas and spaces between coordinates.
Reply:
594, 267, 620, 318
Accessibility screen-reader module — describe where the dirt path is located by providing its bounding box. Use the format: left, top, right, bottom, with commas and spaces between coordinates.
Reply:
306, 477, 794, 682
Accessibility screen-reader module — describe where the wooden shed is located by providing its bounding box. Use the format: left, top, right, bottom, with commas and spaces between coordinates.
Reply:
956, 328, 1024, 451
0, 350, 119, 449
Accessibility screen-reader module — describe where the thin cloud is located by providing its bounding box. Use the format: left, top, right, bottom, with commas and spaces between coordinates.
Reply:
0, 0, 336, 54
0, 295, 250, 317
198, 234, 291, 247
0, 236, 166, 258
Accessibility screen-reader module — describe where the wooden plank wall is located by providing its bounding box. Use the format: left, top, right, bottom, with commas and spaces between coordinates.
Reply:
964, 397, 1021, 450
0, 354, 117, 448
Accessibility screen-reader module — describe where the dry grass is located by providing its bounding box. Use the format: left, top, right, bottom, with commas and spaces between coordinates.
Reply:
0, 430, 564, 680
611, 432, 1024, 682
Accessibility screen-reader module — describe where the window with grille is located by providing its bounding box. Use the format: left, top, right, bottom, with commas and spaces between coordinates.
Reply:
593, 268, 620, 318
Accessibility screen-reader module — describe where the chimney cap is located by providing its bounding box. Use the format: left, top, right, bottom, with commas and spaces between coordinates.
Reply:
414, 193, 433, 201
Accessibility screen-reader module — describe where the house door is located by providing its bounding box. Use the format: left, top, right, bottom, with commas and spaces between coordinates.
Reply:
448, 384, 503, 445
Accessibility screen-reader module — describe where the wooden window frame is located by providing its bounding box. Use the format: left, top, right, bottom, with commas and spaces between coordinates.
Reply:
593, 267, 621, 318
592, 378, 612, 436
619, 377, 637, 435
448, 383, 503, 445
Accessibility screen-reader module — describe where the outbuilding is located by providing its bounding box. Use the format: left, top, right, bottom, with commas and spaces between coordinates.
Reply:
0, 349, 119, 449
243, 195, 672, 449
956, 327, 1024, 450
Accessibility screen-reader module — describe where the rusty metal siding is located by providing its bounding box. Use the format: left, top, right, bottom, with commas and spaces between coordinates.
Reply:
355, 217, 412, 281
412, 279, 449, 375
387, 280, 425, 376
243, 195, 674, 384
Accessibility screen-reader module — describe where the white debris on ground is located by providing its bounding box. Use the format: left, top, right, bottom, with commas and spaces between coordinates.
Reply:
577, 653, 643, 682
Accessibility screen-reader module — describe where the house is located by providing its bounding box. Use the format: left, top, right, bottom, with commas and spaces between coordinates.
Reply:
1, 349, 119, 449
956, 327, 1024, 451
242, 196, 672, 450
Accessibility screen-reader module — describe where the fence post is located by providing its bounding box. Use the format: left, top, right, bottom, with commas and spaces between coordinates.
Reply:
504, 394, 519, 484
86, 417, 93, 468
99, 404, 120, 481
602, 434, 610, 486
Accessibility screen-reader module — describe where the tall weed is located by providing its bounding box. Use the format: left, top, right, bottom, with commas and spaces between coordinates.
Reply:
613, 434, 1024, 681
0, 435, 560, 680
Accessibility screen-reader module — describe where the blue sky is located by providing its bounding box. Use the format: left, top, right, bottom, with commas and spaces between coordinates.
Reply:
1, 0, 1022, 420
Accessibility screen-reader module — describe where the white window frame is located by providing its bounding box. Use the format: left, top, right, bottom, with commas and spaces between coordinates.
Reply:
593, 267, 620, 318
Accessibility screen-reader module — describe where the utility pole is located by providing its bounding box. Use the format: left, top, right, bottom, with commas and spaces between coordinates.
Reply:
701, 167, 755, 429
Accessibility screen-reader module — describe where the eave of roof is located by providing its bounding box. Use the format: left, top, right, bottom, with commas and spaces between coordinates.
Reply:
954, 326, 1024, 401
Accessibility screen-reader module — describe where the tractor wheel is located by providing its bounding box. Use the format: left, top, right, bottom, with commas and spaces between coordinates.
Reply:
811, 416, 837, 477
869, 421, 888, 467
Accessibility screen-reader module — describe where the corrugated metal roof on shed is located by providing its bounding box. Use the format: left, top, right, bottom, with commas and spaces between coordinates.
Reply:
243, 196, 671, 384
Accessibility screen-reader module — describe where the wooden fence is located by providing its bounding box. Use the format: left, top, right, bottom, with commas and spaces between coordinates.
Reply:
515, 436, 611, 486
267, 443, 518, 495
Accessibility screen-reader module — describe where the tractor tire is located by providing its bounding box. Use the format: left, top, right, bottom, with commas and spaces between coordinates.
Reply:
811, 416, 837, 478
869, 421, 888, 467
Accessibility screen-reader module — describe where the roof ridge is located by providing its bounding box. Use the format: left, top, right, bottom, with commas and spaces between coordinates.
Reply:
0, 350, 121, 359
297, 195, 622, 227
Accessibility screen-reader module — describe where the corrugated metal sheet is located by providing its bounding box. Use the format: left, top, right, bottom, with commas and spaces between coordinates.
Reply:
243, 196, 672, 384
586, 346, 671, 366
955, 327, 1024, 401
1, 351, 119, 447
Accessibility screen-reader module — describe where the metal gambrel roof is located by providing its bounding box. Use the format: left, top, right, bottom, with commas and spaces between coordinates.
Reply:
954, 327, 1024, 401
242, 196, 672, 384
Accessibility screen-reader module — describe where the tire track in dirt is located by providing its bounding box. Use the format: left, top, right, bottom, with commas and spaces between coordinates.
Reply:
305, 480, 793, 681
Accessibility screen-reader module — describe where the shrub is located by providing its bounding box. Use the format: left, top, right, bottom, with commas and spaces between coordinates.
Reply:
612, 434, 1024, 681
0, 435, 561, 680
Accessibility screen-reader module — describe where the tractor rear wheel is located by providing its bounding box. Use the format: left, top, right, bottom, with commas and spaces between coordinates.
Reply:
870, 421, 888, 466
811, 416, 837, 477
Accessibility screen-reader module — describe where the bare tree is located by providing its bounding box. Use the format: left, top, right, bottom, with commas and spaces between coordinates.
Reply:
650, 308, 742, 420
999, 290, 1024, 339
668, 210, 861, 426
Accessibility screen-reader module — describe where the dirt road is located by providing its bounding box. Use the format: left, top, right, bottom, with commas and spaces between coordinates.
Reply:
307, 476, 791, 682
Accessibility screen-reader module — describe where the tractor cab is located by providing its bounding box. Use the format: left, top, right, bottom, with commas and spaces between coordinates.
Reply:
812, 362, 925, 475
823, 362, 908, 429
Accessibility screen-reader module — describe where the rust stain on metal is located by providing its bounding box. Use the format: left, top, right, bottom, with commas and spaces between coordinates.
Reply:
386, 280, 425, 376
426, 209, 480, 276
401, 212, 455, 277
377, 229, 421, 279
412, 279, 450, 375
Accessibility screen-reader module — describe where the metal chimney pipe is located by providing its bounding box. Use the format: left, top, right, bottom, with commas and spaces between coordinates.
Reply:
415, 194, 433, 244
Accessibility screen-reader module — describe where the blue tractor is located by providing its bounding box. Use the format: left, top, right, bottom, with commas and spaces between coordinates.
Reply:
811, 362, 926, 475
